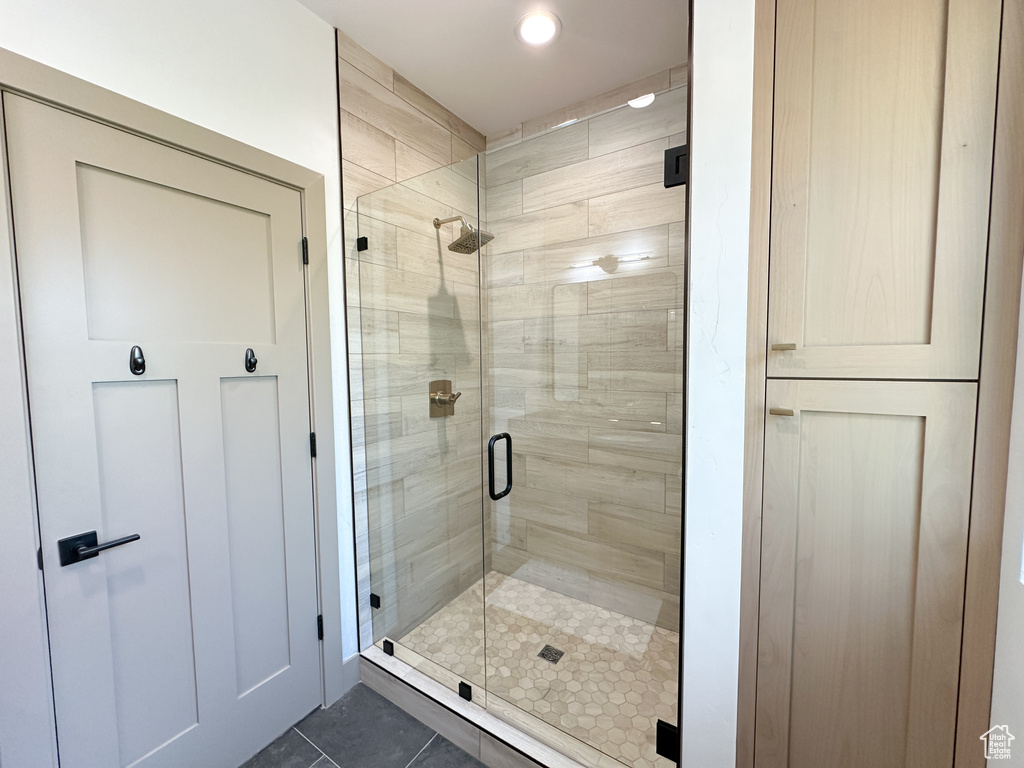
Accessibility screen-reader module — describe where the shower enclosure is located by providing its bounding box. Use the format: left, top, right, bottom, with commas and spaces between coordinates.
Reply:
347, 87, 686, 768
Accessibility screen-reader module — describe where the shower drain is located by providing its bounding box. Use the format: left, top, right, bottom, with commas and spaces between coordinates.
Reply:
538, 645, 564, 664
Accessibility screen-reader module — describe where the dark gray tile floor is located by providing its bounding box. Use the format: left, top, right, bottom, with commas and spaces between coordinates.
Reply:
239, 684, 485, 768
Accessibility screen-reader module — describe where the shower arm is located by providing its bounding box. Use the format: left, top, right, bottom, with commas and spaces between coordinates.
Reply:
433, 215, 473, 231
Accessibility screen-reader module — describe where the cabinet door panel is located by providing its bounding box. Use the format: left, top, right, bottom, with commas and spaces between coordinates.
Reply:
768, 0, 1001, 379
755, 380, 976, 767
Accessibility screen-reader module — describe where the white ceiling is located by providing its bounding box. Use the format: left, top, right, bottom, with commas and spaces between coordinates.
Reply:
296, 0, 688, 137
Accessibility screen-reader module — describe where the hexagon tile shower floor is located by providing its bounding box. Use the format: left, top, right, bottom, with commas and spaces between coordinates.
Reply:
399, 573, 679, 768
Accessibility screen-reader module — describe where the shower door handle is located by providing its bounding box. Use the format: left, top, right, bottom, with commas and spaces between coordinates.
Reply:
488, 432, 512, 501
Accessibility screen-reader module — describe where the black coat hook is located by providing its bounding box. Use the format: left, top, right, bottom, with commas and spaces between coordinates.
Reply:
244, 348, 258, 373
130, 346, 146, 375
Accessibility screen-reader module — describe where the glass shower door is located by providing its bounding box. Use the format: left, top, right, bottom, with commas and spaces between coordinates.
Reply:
347, 154, 488, 704
347, 83, 687, 768
480, 92, 686, 768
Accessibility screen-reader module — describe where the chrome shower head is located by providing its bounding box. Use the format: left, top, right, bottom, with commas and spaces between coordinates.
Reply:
434, 216, 495, 254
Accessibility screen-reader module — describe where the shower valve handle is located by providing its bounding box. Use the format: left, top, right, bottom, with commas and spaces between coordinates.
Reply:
431, 391, 462, 405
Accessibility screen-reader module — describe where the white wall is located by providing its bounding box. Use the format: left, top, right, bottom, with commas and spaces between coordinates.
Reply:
683, 0, 755, 764
0, 1, 356, 765
990, 268, 1024, 759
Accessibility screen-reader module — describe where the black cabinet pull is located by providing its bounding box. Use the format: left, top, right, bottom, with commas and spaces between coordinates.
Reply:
58, 531, 141, 567
488, 432, 512, 500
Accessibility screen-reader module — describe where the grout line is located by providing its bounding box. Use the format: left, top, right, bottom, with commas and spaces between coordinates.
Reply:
292, 726, 331, 763
403, 732, 437, 768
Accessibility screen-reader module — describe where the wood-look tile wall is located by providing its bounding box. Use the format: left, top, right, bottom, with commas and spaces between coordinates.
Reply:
483, 73, 688, 631
341, 22, 688, 641
338, 28, 487, 644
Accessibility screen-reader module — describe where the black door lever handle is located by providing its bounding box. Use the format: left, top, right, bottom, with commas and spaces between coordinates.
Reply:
58, 531, 141, 567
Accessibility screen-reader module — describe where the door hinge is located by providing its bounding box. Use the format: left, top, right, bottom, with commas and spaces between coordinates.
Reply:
656, 719, 680, 763
356, 236, 368, 252
317, 614, 324, 641
459, 682, 472, 701
310, 432, 317, 458
37, 547, 43, 571
301, 236, 309, 265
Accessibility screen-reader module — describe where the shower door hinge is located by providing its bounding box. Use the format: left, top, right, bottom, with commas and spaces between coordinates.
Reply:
656, 719, 680, 763
310, 432, 317, 458
356, 236, 368, 252
37, 547, 43, 571
459, 682, 472, 701
664, 144, 688, 188
317, 614, 324, 640
301, 236, 309, 264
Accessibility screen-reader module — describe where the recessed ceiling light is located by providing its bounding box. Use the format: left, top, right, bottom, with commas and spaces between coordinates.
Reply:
628, 93, 656, 109
515, 11, 561, 46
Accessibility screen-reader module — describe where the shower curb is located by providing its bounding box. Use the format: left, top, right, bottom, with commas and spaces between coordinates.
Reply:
360, 647, 606, 768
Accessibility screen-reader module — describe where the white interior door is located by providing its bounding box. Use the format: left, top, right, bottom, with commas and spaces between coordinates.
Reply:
4, 93, 321, 768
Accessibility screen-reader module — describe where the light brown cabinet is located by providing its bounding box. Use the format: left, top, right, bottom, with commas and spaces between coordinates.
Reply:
750, 0, 1010, 766
755, 380, 976, 767
766, 0, 1001, 381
